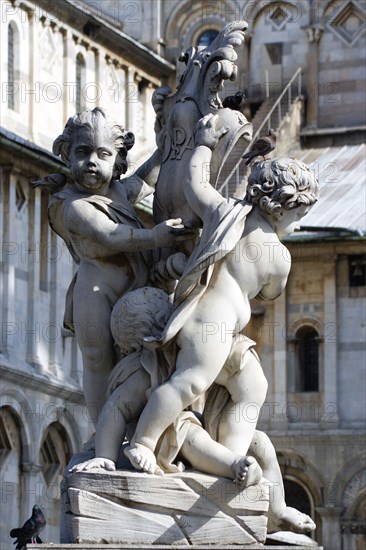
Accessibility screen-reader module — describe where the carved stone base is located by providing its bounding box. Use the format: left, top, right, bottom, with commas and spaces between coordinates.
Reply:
61, 453, 270, 546
27, 546, 323, 550
27, 546, 323, 549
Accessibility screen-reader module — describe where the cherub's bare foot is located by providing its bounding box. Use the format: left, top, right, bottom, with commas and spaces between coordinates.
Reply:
124, 443, 163, 475
278, 506, 316, 533
233, 456, 263, 487
69, 457, 116, 473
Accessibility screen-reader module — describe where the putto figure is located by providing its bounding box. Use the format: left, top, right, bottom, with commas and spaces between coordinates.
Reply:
70, 286, 262, 488
126, 115, 319, 480
48, 107, 191, 424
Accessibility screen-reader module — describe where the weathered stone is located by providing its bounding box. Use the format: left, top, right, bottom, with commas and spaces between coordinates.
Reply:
61, 468, 269, 546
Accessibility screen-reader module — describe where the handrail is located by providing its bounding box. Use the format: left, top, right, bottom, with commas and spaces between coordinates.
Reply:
218, 67, 302, 195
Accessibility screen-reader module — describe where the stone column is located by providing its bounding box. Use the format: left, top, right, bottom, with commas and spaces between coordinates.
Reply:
62, 28, 75, 120
144, 82, 155, 144
316, 506, 343, 550
92, 47, 101, 107
26, 180, 42, 370
322, 257, 339, 426
305, 25, 323, 129
272, 289, 288, 427
0, 167, 16, 358
27, 7, 38, 142
125, 66, 137, 133
48, 230, 63, 377
21, 462, 43, 522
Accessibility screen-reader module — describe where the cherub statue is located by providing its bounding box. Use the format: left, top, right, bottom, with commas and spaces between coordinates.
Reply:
70, 282, 315, 533
48, 107, 192, 424
70, 286, 262, 489
126, 114, 319, 483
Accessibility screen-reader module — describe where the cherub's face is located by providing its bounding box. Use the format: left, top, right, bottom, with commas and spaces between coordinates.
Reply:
273, 204, 310, 238
69, 128, 118, 194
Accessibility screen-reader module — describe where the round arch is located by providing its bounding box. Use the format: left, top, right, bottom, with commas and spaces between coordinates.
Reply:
38, 421, 74, 543
36, 404, 82, 459
276, 448, 323, 539
192, 26, 221, 48
286, 317, 324, 394
164, 0, 237, 59
317, 0, 348, 24
283, 475, 315, 518
276, 448, 324, 508
7, 18, 22, 41
286, 316, 324, 340
244, 0, 309, 28
337, 461, 366, 548
0, 405, 22, 462
39, 422, 73, 485
0, 403, 24, 548
0, 389, 34, 464
7, 19, 21, 111
332, 453, 366, 511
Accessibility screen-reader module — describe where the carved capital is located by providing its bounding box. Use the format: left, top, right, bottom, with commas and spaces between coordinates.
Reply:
315, 505, 344, 518
341, 522, 366, 534
305, 24, 324, 43
21, 462, 42, 474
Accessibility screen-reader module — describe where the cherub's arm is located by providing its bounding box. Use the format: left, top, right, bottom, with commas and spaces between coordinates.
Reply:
135, 149, 161, 188
185, 114, 229, 222
123, 149, 161, 205
63, 199, 189, 256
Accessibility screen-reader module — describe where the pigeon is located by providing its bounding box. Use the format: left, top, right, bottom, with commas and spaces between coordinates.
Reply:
222, 91, 246, 111
242, 129, 277, 165
32, 173, 67, 193
10, 504, 46, 550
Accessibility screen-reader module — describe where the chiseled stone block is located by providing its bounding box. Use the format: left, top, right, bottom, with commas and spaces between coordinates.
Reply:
61, 464, 269, 546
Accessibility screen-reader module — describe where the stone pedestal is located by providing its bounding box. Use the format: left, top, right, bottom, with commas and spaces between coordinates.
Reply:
28, 546, 323, 549
61, 455, 270, 546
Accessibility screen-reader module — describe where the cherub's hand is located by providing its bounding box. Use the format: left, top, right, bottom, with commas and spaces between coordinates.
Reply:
195, 114, 229, 150
153, 219, 197, 248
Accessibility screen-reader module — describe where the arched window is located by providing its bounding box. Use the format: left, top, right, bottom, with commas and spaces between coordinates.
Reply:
296, 326, 319, 392
197, 29, 219, 47
39, 423, 72, 543
40, 423, 71, 487
0, 407, 22, 548
284, 479, 312, 518
76, 53, 86, 112
8, 23, 17, 110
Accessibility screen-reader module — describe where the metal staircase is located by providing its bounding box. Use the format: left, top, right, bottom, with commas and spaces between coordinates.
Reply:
219, 68, 303, 198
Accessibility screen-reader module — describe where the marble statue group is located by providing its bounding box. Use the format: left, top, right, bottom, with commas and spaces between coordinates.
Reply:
43, 21, 319, 536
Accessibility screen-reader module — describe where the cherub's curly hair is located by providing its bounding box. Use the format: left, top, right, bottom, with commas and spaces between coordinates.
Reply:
245, 157, 319, 220
52, 107, 135, 178
110, 287, 172, 355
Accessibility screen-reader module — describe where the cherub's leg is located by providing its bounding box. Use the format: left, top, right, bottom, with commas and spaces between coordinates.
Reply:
181, 424, 262, 487
249, 431, 315, 534
71, 369, 150, 473
73, 292, 116, 425
218, 351, 268, 456
128, 309, 237, 465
